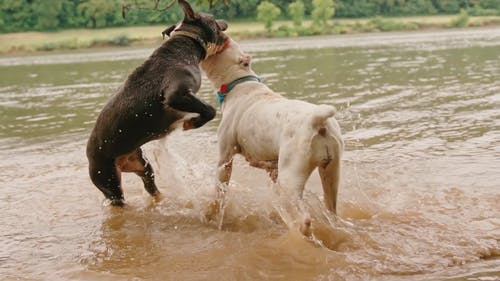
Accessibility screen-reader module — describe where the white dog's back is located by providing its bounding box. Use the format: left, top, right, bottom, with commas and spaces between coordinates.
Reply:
201, 39, 344, 234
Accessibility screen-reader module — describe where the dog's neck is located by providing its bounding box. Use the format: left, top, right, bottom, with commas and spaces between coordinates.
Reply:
216, 75, 262, 105
170, 31, 210, 59
170, 30, 225, 60
156, 36, 206, 64
205, 66, 257, 90
200, 40, 260, 93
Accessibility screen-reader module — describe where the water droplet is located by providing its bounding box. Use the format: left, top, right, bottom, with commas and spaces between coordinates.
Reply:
135, 114, 138, 117
98, 146, 102, 150
118, 129, 122, 133
97, 170, 101, 174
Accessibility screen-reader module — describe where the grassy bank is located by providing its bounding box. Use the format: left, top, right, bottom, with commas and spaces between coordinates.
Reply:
1, 14, 499, 54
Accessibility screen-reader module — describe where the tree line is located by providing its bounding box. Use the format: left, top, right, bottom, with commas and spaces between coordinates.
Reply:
0, 0, 499, 33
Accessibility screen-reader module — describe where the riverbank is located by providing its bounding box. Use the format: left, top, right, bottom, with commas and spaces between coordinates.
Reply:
1, 14, 499, 55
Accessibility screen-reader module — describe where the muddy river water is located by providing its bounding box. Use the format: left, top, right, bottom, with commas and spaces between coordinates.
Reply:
0, 28, 499, 281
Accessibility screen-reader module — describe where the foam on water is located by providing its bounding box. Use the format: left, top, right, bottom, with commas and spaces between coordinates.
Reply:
121, 130, 500, 279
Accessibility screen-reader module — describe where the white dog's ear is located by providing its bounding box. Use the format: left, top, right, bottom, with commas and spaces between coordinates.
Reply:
239, 54, 252, 67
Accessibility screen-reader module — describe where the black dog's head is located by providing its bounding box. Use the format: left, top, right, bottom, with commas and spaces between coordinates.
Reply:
162, 0, 229, 58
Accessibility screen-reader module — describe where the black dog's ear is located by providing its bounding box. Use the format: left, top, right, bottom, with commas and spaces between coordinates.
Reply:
162, 24, 177, 39
179, 0, 199, 21
216, 19, 228, 31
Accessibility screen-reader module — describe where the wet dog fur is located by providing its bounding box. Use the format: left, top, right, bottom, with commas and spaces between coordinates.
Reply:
86, 0, 229, 206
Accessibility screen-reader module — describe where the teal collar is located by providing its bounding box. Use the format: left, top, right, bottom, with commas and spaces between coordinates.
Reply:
217, 75, 262, 105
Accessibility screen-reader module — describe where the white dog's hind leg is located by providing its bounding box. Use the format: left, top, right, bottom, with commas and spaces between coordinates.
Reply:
276, 151, 316, 236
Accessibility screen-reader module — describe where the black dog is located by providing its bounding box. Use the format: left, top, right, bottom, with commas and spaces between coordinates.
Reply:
86, 0, 229, 206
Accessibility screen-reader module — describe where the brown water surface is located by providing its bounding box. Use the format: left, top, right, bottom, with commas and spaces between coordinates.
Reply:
0, 28, 499, 281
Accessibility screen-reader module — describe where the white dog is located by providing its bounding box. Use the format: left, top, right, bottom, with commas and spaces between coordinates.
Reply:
201, 39, 344, 232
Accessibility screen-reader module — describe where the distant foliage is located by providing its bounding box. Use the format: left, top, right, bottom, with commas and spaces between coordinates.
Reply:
32, 0, 64, 30
451, 9, 470, 27
257, 1, 281, 32
312, 0, 334, 26
434, 0, 461, 14
480, 0, 500, 9
77, 0, 119, 28
335, 0, 498, 17
288, 1, 305, 27
0, 0, 184, 33
210, 0, 260, 19
368, 16, 419, 31
1, 0, 34, 32
0, 0, 499, 33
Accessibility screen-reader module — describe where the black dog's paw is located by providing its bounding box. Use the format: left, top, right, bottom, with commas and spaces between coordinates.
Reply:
103, 197, 126, 207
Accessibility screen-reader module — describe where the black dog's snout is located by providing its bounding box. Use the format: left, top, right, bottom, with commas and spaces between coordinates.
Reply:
216, 19, 228, 31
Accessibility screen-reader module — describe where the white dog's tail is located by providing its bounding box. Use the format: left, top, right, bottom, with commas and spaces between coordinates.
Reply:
310, 105, 343, 167
311, 105, 336, 129
309, 105, 343, 215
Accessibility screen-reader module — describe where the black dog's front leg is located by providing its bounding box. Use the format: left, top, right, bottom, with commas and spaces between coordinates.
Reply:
167, 88, 216, 129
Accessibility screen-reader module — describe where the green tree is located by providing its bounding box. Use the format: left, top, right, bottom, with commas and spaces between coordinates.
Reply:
210, 0, 259, 19
312, 0, 335, 26
77, 0, 120, 28
58, 0, 86, 29
0, 0, 34, 32
433, 0, 461, 14
451, 8, 469, 27
257, 1, 281, 32
479, 0, 500, 10
411, 0, 437, 15
2, 0, 498, 34
32, 0, 65, 30
336, 0, 378, 17
289, 1, 305, 27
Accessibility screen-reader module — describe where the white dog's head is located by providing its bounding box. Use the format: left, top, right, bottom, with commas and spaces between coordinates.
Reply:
200, 38, 256, 89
